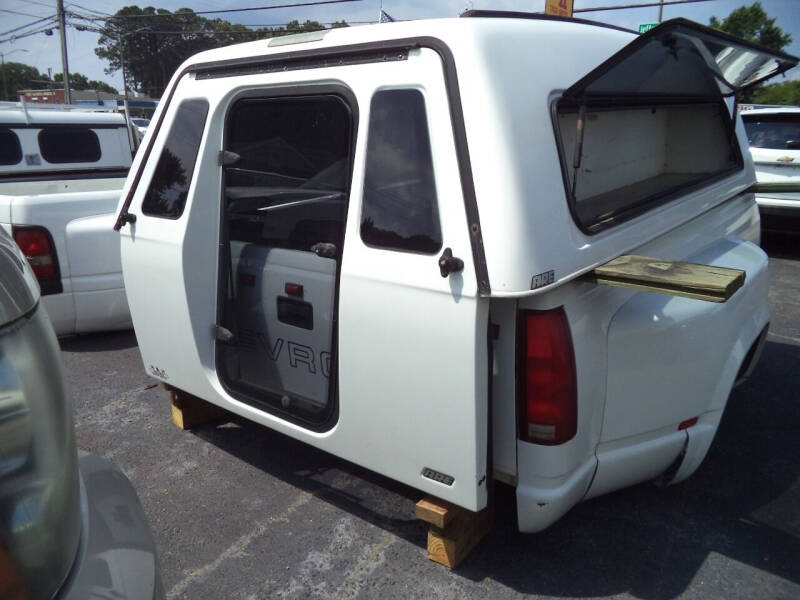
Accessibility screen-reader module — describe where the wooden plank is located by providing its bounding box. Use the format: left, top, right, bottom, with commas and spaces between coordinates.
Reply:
415, 496, 460, 529
587, 254, 745, 303
170, 389, 229, 430
417, 495, 493, 568
426, 505, 493, 568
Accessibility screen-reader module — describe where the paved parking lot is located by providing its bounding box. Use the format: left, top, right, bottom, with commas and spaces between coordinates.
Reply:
61, 234, 799, 600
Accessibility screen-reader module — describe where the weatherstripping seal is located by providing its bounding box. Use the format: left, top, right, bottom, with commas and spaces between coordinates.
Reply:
113, 36, 492, 296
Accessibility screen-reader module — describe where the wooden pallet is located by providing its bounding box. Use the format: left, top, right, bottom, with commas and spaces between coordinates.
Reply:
168, 387, 230, 430
415, 496, 493, 568
586, 254, 745, 303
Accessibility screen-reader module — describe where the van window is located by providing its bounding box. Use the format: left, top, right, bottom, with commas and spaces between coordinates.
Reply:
361, 89, 442, 254
742, 113, 800, 150
142, 99, 209, 219
0, 128, 22, 165
38, 127, 101, 163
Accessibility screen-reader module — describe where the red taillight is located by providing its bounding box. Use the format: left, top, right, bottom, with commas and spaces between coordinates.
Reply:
13, 227, 56, 279
518, 307, 577, 445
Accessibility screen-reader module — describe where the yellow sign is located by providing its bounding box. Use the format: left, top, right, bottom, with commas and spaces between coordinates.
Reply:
545, 0, 573, 18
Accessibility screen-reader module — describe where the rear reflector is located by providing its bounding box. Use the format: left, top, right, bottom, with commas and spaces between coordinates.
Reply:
518, 307, 578, 445
13, 227, 57, 280
678, 417, 698, 430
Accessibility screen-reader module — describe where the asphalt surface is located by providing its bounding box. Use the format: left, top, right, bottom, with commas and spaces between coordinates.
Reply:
62, 233, 800, 600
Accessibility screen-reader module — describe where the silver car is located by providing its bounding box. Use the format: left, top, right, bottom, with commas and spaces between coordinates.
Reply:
0, 227, 164, 599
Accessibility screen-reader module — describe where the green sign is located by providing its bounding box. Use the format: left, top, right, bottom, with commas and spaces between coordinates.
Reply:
638, 23, 658, 33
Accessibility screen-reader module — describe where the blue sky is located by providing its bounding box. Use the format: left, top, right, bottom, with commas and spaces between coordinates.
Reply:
1, 0, 798, 92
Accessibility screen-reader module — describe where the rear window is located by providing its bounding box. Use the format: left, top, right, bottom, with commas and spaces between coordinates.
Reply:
556, 101, 741, 233
38, 127, 101, 163
142, 99, 209, 219
742, 114, 800, 150
0, 128, 22, 165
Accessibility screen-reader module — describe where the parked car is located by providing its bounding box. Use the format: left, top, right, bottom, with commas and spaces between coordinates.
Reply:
0, 105, 133, 335
741, 106, 800, 233
130, 117, 151, 141
115, 14, 796, 532
0, 226, 163, 599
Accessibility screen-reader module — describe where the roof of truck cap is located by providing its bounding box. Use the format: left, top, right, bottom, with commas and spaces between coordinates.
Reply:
0, 108, 125, 127
181, 14, 635, 68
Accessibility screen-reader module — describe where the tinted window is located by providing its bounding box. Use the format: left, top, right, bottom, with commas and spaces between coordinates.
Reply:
223, 95, 351, 253
743, 114, 800, 149
38, 127, 101, 163
142, 99, 209, 219
0, 128, 22, 165
361, 89, 442, 254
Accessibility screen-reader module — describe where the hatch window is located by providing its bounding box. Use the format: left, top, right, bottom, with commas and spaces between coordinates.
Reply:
142, 99, 209, 219
742, 114, 800, 150
361, 89, 442, 254
38, 127, 101, 163
0, 128, 22, 165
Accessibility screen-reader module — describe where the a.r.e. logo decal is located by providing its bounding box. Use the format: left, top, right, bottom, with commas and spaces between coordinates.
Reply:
531, 270, 555, 290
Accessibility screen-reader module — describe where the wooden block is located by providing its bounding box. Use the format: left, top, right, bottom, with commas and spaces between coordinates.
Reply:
415, 496, 461, 529
417, 496, 493, 568
170, 390, 229, 430
587, 254, 745, 303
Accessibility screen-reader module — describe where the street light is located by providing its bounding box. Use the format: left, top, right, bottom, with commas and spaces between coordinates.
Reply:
1, 49, 30, 101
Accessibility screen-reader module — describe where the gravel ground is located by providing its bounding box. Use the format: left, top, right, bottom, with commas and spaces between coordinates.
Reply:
61, 233, 800, 600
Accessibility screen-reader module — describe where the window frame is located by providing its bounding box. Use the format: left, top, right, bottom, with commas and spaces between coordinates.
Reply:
0, 128, 22, 166
550, 96, 744, 235
140, 97, 210, 220
359, 87, 444, 256
215, 83, 359, 433
37, 126, 101, 164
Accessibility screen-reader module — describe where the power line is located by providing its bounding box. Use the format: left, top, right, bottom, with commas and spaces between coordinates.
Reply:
573, 0, 714, 13
0, 9, 51, 19
66, 3, 111, 17
11, 0, 55, 9
78, 0, 363, 21
0, 15, 57, 39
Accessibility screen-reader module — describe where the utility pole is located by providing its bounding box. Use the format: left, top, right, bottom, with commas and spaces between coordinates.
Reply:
56, 0, 71, 104
658, 0, 664, 22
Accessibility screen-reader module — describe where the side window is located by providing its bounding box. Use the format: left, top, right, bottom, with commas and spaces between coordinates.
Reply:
142, 99, 209, 219
361, 89, 442, 254
0, 128, 22, 165
38, 127, 101, 163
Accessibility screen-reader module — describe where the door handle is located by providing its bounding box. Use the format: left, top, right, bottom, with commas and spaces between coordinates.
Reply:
438, 247, 464, 278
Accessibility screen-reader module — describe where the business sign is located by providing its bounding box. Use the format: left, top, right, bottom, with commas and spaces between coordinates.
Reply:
638, 23, 659, 33
545, 0, 573, 18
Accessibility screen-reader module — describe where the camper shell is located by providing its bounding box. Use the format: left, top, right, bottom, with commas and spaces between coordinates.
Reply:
116, 14, 796, 532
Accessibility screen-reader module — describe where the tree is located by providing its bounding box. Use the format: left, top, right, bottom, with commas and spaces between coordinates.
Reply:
53, 71, 118, 94
750, 80, 800, 105
95, 6, 348, 98
709, 2, 791, 52
0, 62, 43, 101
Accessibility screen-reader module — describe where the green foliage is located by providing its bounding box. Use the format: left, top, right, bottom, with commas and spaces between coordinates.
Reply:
0, 61, 41, 101
0, 61, 118, 101
94, 6, 349, 98
750, 80, 800, 105
709, 1, 791, 52
53, 72, 118, 94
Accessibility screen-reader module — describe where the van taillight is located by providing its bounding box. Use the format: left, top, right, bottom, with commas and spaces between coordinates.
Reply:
518, 307, 577, 445
13, 227, 60, 287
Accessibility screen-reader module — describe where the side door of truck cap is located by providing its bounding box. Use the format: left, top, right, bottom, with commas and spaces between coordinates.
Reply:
561, 18, 798, 102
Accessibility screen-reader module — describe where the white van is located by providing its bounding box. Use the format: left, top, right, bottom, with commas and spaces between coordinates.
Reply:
115, 13, 797, 532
